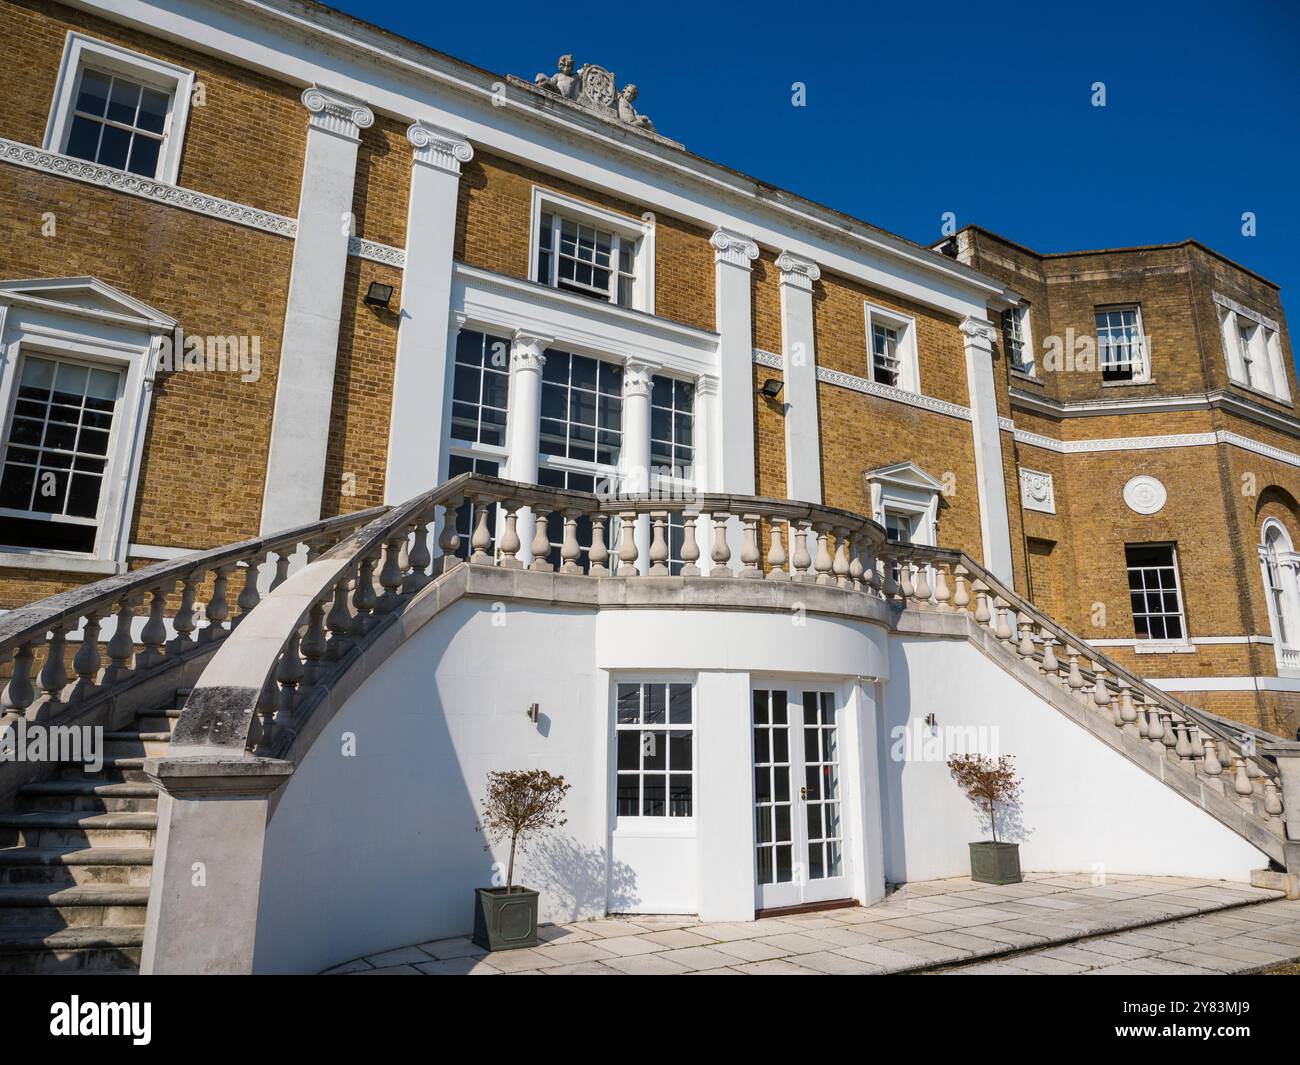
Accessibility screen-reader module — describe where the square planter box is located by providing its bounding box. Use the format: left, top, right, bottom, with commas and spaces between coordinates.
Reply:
472, 886, 539, 951
969, 841, 1022, 885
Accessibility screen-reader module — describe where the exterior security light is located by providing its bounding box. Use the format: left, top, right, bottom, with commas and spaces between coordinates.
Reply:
363, 281, 394, 309
759, 378, 783, 399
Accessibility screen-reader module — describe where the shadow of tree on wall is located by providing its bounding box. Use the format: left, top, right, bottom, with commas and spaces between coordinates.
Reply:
968, 793, 1032, 846
520, 834, 639, 921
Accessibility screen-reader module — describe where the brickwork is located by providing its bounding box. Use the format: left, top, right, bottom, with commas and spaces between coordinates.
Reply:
352, 115, 411, 249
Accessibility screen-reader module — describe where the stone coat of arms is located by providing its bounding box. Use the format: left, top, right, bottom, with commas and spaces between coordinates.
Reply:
532, 54, 658, 136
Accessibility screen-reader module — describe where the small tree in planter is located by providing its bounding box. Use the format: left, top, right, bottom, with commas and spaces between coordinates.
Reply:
473, 769, 570, 951
947, 753, 1024, 885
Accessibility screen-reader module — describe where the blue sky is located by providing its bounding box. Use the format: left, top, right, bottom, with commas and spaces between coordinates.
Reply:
332, 0, 1300, 332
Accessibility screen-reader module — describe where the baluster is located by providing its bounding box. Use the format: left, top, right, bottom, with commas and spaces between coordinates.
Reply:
325, 575, 354, 660
1016, 613, 1035, 658
830, 527, 851, 588
305, 537, 324, 564
270, 549, 292, 591
709, 513, 732, 577
740, 514, 762, 579
1264, 780, 1284, 822
1145, 699, 1165, 749
200, 565, 233, 644
375, 534, 405, 612
791, 522, 813, 582
1186, 725, 1203, 764
136, 585, 170, 668
35, 624, 70, 717
1201, 737, 1224, 791
1040, 635, 1060, 677
498, 504, 523, 569
528, 507, 552, 572
678, 513, 700, 577
912, 561, 931, 602
848, 534, 864, 590
951, 564, 970, 612
102, 595, 138, 686
589, 515, 611, 576
1066, 649, 1085, 694
470, 500, 493, 564
1135, 698, 1149, 738
972, 579, 992, 625
560, 511, 583, 574
69, 614, 102, 703
932, 561, 952, 610
405, 516, 433, 592
994, 598, 1014, 644
813, 526, 834, 586
1116, 679, 1138, 734
766, 519, 789, 581
649, 514, 671, 576
438, 500, 463, 569
2, 642, 37, 722
169, 575, 199, 654
274, 627, 305, 732
1159, 711, 1179, 753
300, 598, 328, 692
350, 554, 378, 636
898, 561, 915, 602
1091, 664, 1114, 723
254, 680, 278, 756
234, 560, 261, 628
619, 511, 641, 576
877, 549, 899, 600
1231, 757, 1254, 809
1173, 720, 1193, 761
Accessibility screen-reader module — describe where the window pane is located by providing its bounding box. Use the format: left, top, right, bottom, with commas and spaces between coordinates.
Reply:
137, 87, 169, 134
97, 124, 131, 169
106, 78, 141, 124
76, 70, 111, 116
65, 115, 102, 162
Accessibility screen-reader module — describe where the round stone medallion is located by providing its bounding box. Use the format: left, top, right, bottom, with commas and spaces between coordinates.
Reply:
1123, 475, 1167, 515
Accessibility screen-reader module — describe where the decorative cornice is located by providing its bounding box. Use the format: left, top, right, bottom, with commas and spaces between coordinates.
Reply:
710, 227, 759, 269
622, 358, 657, 398
301, 85, 374, 140
695, 374, 720, 396
0, 137, 298, 238
348, 236, 406, 267
775, 251, 821, 291
407, 121, 474, 174
959, 316, 997, 347
752, 348, 784, 370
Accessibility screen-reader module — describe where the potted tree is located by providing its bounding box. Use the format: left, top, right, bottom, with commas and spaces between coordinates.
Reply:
947, 753, 1023, 885
474, 769, 570, 951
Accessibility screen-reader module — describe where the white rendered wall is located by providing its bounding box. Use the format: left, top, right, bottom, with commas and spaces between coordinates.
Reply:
878, 636, 1270, 884
252, 600, 889, 972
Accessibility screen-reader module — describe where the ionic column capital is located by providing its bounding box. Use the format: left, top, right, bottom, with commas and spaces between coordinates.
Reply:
623, 358, 658, 399
959, 316, 998, 350
711, 227, 760, 269
407, 120, 475, 174
301, 85, 374, 141
776, 251, 821, 291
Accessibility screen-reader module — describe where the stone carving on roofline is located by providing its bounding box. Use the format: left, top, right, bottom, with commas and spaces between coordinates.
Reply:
515, 55, 682, 149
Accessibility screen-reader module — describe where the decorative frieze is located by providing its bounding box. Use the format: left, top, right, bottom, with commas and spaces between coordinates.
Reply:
1019, 468, 1056, 514
301, 86, 374, 141
407, 121, 474, 174
710, 228, 759, 269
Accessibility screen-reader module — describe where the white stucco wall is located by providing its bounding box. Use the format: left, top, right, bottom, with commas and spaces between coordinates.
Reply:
252, 599, 889, 974
879, 636, 1270, 884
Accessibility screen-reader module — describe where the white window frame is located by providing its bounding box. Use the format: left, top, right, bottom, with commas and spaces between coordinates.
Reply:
863, 302, 920, 394
1125, 542, 1191, 651
1095, 304, 1151, 385
866, 463, 941, 546
1003, 304, 1034, 376
528, 187, 655, 314
1259, 518, 1300, 676
0, 279, 167, 574
44, 32, 194, 186
612, 676, 696, 827
1215, 294, 1291, 404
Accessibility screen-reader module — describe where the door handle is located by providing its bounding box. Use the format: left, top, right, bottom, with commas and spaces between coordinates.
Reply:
799, 786, 808, 800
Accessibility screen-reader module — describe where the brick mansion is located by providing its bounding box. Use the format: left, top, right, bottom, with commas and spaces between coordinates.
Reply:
1, 0, 1299, 973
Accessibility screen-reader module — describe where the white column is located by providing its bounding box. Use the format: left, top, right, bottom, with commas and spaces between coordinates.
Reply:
621, 359, 656, 574
777, 251, 823, 504
709, 228, 759, 495
384, 121, 475, 505
260, 87, 374, 534
503, 331, 550, 563
959, 316, 1014, 582
695, 671, 756, 921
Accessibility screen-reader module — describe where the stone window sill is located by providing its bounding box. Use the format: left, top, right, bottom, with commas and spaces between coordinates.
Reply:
1133, 640, 1195, 655
0, 549, 121, 576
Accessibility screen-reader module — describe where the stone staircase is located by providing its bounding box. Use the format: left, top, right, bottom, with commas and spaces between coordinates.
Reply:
0, 688, 184, 973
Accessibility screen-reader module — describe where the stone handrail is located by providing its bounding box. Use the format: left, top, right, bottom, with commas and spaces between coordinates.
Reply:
166, 474, 1287, 848
0, 505, 385, 777
879, 541, 1286, 836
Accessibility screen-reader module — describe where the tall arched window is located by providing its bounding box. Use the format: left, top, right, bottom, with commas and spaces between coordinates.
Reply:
1260, 519, 1300, 673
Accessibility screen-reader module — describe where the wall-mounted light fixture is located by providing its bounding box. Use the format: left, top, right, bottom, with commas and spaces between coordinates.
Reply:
363, 281, 394, 310
758, 378, 784, 400
525, 703, 540, 724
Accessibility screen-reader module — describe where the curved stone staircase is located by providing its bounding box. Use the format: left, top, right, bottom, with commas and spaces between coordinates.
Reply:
0, 688, 182, 973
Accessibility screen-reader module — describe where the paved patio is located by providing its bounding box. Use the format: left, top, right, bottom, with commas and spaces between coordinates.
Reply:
327, 873, 1300, 975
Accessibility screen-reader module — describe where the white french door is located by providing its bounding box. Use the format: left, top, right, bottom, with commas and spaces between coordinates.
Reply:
752, 686, 851, 910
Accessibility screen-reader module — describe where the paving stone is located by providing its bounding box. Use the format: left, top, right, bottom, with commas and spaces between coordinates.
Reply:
833, 941, 928, 971
415, 957, 499, 975
713, 938, 792, 963
530, 941, 619, 967
730, 959, 823, 975
1004, 953, 1089, 975
417, 936, 487, 960
663, 945, 752, 971
601, 952, 696, 975
540, 961, 628, 975
794, 950, 886, 974
578, 919, 655, 938
323, 958, 373, 974
1155, 949, 1242, 973
537, 924, 598, 944
638, 928, 717, 949
355, 964, 422, 975
363, 946, 435, 967
590, 934, 668, 957
1071, 938, 1155, 961
476, 947, 552, 973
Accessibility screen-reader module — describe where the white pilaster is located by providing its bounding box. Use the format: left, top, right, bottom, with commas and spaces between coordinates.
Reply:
260, 86, 374, 534
710, 228, 759, 494
504, 331, 550, 563
621, 359, 656, 574
384, 121, 475, 505
776, 251, 823, 504
960, 316, 1014, 583
695, 670, 757, 921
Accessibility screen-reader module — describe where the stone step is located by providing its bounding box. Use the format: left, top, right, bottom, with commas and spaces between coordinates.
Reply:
134, 712, 180, 734
0, 811, 156, 849
17, 780, 158, 815
0, 846, 153, 886
174, 688, 192, 710
103, 732, 172, 758
60, 757, 148, 783
0, 884, 149, 928
0, 925, 143, 974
